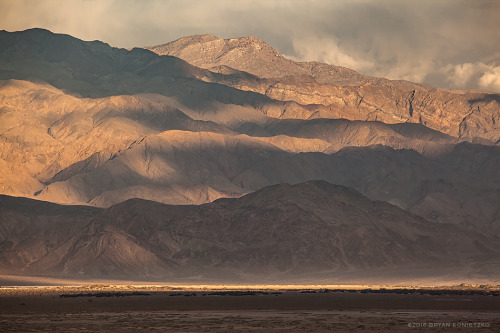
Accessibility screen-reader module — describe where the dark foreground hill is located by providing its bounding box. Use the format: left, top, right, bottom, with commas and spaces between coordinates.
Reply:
0, 181, 497, 282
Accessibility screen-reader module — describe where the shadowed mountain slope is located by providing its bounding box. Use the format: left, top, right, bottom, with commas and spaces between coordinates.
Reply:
0, 29, 499, 251
0, 28, 310, 119
33, 127, 500, 239
1, 181, 497, 281
0, 79, 463, 199
1, 29, 499, 141
0, 80, 498, 239
147, 34, 500, 142
0, 29, 500, 281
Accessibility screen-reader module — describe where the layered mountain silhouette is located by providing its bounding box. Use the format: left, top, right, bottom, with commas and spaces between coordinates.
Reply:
0, 181, 497, 281
0, 29, 499, 282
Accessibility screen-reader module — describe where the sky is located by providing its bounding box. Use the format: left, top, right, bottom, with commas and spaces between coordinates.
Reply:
1, 0, 500, 92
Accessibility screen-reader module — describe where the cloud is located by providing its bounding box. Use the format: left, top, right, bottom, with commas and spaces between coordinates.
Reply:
447, 63, 480, 88
437, 62, 500, 92
289, 36, 373, 72
478, 66, 500, 92
278, 0, 500, 91
0, 0, 499, 91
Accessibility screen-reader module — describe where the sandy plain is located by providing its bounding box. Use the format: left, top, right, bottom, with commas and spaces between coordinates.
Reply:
0, 283, 499, 332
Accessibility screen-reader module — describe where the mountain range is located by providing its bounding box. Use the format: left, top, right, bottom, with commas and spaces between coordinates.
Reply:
148, 34, 500, 142
0, 28, 499, 282
1, 181, 497, 282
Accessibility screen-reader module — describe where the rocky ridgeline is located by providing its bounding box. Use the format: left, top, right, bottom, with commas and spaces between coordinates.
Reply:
148, 34, 500, 142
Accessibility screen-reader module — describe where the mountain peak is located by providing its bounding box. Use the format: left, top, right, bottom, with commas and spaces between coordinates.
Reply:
18, 27, 53, 34
149, 34, 275, 52
145, 34, 286, 76
173, 33, 219, 44
214, 180, 372, 221
226, 35, 275, 48
145, 34, 428, 90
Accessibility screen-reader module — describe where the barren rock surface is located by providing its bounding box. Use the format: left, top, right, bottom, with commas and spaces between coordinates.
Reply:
148, 34, 500, 141
146, 34, 428, 89
0, 29, 499, 282
1, 181, 497, 280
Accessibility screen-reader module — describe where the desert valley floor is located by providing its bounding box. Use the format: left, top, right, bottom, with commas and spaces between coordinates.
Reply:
1, 284, 499, 332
